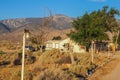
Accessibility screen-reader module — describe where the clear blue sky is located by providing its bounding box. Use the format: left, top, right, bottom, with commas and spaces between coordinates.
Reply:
0, 0, 120, 20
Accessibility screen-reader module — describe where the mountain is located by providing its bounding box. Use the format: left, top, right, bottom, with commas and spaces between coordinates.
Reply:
0, 22, 11, 34
0, 14, 73, 42
1, 18, 42, 33
52, 14, 73, 29
0, 14, 73, 33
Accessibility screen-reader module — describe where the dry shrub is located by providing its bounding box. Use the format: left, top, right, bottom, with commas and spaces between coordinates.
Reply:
7, 51, 36, 66
39, 49, 73, 65
70, 64, 87, 77
32, 66, 47, 75
39, 49, 63, 64
0, 50, 5, 54
25, 56, 36, 64
0, 52, 14, 67
10, 70, 33, 80
69, 53, 93, 77
55, 56, 71, 64
25, 51, 36, 64
34, 68, 78, 80
10, 71, 21, 80
69, 53, 109, 77
12, 51, 36, 65
7, 45, 16, 50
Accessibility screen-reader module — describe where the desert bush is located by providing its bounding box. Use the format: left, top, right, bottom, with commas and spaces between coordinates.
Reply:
7, 45, 16, 50
0, 50, 5, 54
10, 70, 33, 80
55, 56, 71, 64
69, 53, 96, 77
32, 65, 47, 74
0, 61, 10, 66
25, 56, 36, 64
69, 64, 87, 77
13, 58, 21, 65
34, 68, 78, 80
39, 49, 63, 64
10, 70, 21, 80
0, 52, 13, 66
33, 51, 43, 56
12, 51, 36, 65
25, 51, 36, 64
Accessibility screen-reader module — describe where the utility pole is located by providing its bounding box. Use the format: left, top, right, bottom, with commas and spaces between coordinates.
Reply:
21, 29, 30, 80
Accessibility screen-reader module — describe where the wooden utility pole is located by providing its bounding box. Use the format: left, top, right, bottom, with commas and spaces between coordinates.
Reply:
21, 29, 30, 80
21, 33, 25, 80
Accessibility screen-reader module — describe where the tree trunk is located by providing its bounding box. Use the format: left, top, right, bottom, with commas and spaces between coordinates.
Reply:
91, 41, 94, 64
70, 52, 74, 64
69, 46, 75, 64
115, 31, 119, 49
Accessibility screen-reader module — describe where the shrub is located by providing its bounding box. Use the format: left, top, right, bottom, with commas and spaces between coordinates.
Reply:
34, 68, 78, 80
0, 50, 5, 54
39, 49, 62, 64
25, 56, 36, 64
10, 70, 33, 80
55, 56, 71, 64
13, 58, 21, 65
69, 64, 87, 77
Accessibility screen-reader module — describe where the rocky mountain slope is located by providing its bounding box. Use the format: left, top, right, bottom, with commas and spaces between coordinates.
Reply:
0, 22, 11, 34
0, 14, 73, 34
0, 14, 73, 42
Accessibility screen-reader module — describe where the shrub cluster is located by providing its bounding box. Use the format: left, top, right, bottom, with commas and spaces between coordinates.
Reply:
34, 68, 78, 80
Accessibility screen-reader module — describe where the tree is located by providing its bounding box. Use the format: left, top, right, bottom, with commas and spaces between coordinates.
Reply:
106, 8, 119, 33
68, 6, 119, 49
68, 13, 108, 47
29, 9, 53, 49
113, 26, 120, 45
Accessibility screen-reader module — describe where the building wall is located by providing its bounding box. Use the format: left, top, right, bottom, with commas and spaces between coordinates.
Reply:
59, 38, 70, 49
46, 40, 61, 50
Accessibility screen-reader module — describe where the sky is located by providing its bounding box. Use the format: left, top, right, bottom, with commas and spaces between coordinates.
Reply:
0, 0, 120, 20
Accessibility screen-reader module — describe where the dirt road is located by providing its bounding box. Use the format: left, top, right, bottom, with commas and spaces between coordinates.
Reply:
88, 54, 120, 80
102, 55, 120, 80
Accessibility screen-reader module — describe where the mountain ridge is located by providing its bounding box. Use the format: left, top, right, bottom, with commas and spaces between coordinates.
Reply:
0, 14, 73, 34
0, 14, 73, 42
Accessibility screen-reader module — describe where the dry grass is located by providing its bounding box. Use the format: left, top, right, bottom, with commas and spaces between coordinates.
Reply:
0, 43, 113, 80
33, 68, 78, 80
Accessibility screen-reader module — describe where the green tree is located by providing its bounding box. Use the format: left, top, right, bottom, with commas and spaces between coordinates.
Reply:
68, 6, 119, 48
68, 12, 108, 47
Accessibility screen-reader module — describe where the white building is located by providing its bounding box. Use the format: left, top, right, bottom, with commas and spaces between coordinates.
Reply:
46, 38, 86, 53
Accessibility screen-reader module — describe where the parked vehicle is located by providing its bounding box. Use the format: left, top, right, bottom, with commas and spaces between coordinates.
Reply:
25, 46, 35, 52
